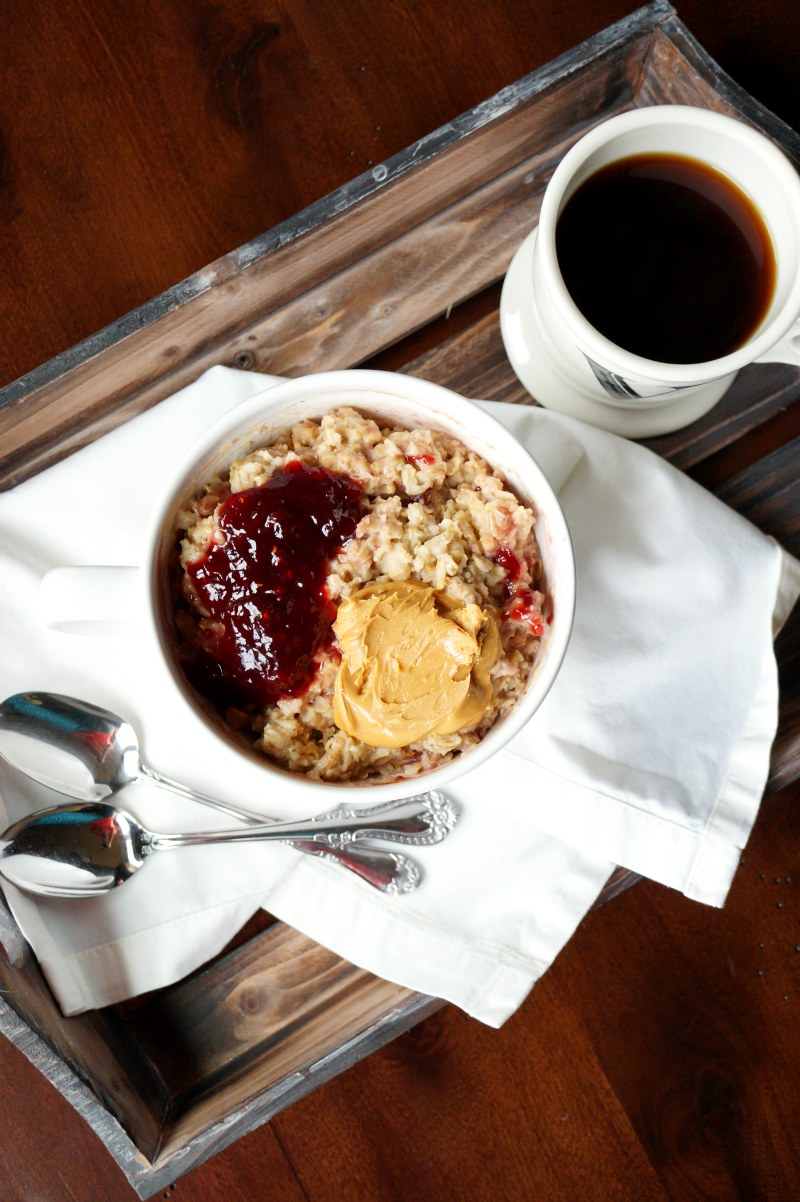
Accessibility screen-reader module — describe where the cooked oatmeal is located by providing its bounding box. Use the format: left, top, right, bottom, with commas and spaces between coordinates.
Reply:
173, 407, 545, 783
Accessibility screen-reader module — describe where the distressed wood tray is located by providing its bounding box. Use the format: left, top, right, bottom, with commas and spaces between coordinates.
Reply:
2, 2, 800, 1195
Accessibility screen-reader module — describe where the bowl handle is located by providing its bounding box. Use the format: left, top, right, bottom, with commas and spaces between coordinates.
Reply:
39, 566, 140, 637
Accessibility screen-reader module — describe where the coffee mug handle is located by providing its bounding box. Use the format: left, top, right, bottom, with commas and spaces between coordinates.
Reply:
39, 566, 140, 636
755, 317, 800, 368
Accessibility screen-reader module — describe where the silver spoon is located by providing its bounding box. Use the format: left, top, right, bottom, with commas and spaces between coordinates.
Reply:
0, 794, 457, 898
0, 693, 425, 895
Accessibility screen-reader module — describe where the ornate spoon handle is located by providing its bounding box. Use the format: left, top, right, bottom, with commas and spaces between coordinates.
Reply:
147, 792, 458, 851
138, 764, 423, 895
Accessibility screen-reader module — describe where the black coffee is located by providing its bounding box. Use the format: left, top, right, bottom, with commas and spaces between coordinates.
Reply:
555, 153, 776, 364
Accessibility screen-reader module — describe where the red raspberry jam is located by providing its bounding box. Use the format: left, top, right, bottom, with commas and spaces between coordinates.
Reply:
185, 462, 362, 708
503, 586, 544, 636
494, 544, 544, 635
494, 543, 522, 584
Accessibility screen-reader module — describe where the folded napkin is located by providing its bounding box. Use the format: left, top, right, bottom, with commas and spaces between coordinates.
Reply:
0, 366, 797, 1026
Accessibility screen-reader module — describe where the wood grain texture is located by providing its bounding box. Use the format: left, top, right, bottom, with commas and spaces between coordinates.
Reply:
263, 790, 800, 1202
127, 924, 414, 1104
0, 12, 687, 1192
0, 905, 437, 1196
3, 0, 800, 1199
271, 997, 671, 1202
716, 435, 800, 556
0, 0, 645, 391
0, 994, 307, 1202
0, 1013, 146, 1202
7, 786, 800, 1201
558, 780, 800, 1201
0, 15, 657, 489
4, 0, 800, 495
127, 922, 420, 1165
400, 305, 800, 469
0, 901, 169, 1163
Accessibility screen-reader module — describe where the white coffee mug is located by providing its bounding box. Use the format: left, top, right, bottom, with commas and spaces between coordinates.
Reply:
501, 106, 800, 438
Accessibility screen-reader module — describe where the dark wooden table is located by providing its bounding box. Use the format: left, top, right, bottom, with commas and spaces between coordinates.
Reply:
3, 1, 800, 1198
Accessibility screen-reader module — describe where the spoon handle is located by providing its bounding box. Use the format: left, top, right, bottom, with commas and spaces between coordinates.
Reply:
147, 792, 457, 852
137, 763, 421, 894
286, 842, 420, 893
138, 762, 277, 824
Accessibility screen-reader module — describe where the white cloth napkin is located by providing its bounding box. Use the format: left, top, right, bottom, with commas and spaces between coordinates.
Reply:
0, 366, 797, 1027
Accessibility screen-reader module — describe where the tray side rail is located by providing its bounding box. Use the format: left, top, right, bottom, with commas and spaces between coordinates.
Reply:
0, 894, 170, 1162
5, 2, 800, 492
639, 15, 800, 166
0, 5, 669, 489
0, 899, 441, 1199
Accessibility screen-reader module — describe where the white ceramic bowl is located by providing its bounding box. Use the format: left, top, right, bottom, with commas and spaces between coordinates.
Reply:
146, 369, 575, 801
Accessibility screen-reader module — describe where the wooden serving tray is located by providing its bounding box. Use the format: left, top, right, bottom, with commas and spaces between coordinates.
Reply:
1, 2, 799, 1195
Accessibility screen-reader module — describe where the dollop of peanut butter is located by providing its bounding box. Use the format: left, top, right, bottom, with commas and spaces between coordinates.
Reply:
332, 581, 499, 748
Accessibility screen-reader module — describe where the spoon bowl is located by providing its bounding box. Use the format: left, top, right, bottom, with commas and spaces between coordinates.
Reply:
0, 693, 424, 894
0, 804, 146, 896
0, 693, 138, 801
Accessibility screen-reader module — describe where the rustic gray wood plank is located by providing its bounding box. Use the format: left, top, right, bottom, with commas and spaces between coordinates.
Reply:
0, 5, 663, 490
0, 995, 154, 1191
0, 974, 442, 1200
127, 923, 418, 1109
715, 435, 800, 556
644, 16, 800, 166
642, 365, 800, 469
0, 0, 670, 414
770, 694, 800, 796
0, 893, 170, 1162
401, 307, 800, 471
709, 443, 800, 792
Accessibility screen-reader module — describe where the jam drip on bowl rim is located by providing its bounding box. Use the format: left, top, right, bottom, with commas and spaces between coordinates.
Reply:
184, 462, 362, 708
